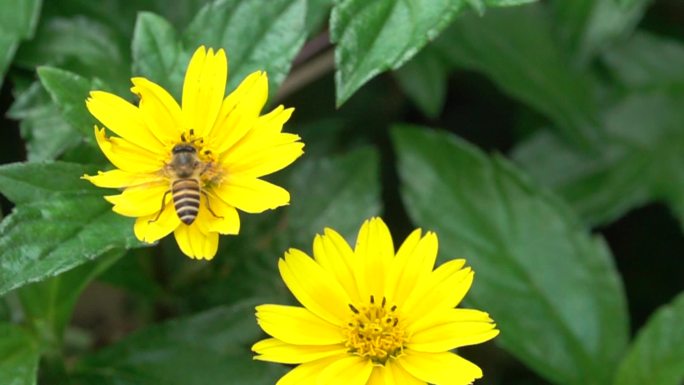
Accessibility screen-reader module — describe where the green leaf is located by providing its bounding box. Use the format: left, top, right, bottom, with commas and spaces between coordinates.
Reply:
0, 162, 141, 296
513, 92, 684, 228
614, 292, 684, 385
552, 0, 647, 64
393, 125, 628, 385
7, 82, 81, 162
0, 0, 42, 87
183, 0, 307, 96
73, 301, 285, 385
37, 66, 97, 137
306, 0, 333, 35
435, 3, 600, 149
18, 250, 123, 342
15, 16, 130, 94
602, 31, 684, 91
0, 0, 41, 39
330, 0, 464, 106
0, 323, 39, 385
285, 146, 382, 248
394, 46, 448, 118
330, 0, 537, 106
132, 12, 185, 99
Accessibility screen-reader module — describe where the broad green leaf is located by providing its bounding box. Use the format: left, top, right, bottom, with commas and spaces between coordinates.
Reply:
7, 82, 81, 161
285, 146, 381, 248
330, 0, 464, 106
15, 16, 130, 94
306, 0, 333, 35
18, 250, 123, 343
513, 92, 684, 228
330, 0, 537, 106
37, 66, 97, 137
0, 0, 42, 87
0, 0, 41, 39
183, 0, 307, 96
394, 46, 448, 118
603, 31, 684, 90
435, 4, 600, 148
614, 292, 684, 385
393, 126, 628, 385
132, 12, 185, 99
552, 0, 647, 64
0, 323, 39, 385
73, 301, 286, 385
0, 162, 141, 296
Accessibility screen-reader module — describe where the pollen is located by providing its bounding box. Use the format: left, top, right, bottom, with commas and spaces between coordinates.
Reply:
344, 295, 406, 365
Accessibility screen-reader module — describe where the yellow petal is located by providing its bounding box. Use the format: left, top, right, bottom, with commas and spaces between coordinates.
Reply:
219, 106, 302, 178
213, 176, 289, 213
210, 71, 268, 154
134, 202, 179, 243
86, 91, 166, 153
354, 217, 394, 301
313, 228, 361, 304
131, 77, 183, 144
202, 191, 240, 234
94, 127, 164, 173
367, 367, 384, 385
398, 351, 482, 385
252, 338, 346, 364
182, 46, 228, 138
224, 135, 304, 178
407, 309, 499, 352
401, 259, 472, 324
174, 223, 219, 260
256, 304, 345, 345
104, 182, 170, 217
385, 230, 437, 307
274, 355, 342, 385
278, 249, 352, 325
82, 169, 164, 189
385, 360, 426, 385
317, 355, 373, 385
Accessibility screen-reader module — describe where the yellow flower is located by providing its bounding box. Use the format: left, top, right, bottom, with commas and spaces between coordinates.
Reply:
253, 217, 499, 385
83, 46, 304, 260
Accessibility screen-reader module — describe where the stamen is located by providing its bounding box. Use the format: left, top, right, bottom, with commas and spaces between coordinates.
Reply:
344, 298, 405, 365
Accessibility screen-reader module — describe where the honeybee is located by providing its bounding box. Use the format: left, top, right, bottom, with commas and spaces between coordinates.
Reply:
150, 138, 221, 225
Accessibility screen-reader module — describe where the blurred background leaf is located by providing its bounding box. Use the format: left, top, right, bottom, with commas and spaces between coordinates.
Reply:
71, 301, 286, 385
0, 323, 39, 385
0, 0, 42, 88
613, 292, 684, 385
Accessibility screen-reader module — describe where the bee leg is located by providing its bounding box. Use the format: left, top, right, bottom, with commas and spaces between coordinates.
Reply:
201, 191, 224, 219
148, 190, 171, 224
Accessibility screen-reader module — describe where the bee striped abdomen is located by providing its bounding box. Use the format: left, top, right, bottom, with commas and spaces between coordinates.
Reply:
172, 179, 201, 225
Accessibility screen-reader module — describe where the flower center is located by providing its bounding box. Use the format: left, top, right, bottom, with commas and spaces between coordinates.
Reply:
344, 295, 406, 365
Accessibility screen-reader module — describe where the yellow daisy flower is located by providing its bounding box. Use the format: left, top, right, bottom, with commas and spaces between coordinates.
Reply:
83, 46, 304, 260
253, 217, 499, 385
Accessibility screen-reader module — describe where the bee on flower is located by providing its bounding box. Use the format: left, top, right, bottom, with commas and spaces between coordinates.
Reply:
83, 46, 304, 260
253, 217, 499, 385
